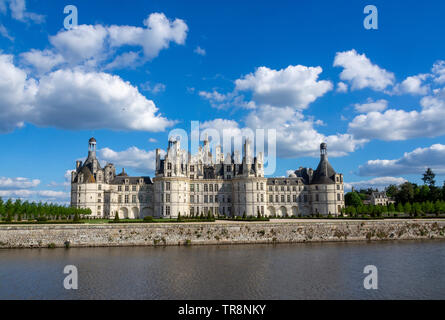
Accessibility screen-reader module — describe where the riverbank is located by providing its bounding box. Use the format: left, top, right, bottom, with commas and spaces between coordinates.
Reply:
1, 219, 445, 248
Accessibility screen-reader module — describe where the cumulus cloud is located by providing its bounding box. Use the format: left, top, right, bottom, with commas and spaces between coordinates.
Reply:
200, 107, 366, 159
358, 144, 445, 176
0, 54, 174, 133
344, 176, 407, 191
0, 54, 37, 132
234, 65, 333, 110
0, 175, 68, 202
0, 177, 40, 189
392, 74, 430, 95
99, 146, 165, 174
334, 49, 395, 91
336, 82, 348, 93
432, 61, 445, 84
348, 88, 445, 140
22, 12, 188, 72
20, 49, 65, 74
354, 98, 388, 113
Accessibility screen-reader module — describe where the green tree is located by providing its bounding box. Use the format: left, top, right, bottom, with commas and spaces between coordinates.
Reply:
345, 192, 363, 207
403, 202, 412, 215
386, 185, 398, 198
422, 168, 436, 187
396, 182, 415, 204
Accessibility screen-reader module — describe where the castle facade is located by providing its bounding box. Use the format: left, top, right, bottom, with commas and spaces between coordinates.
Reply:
71, 137, 345, 218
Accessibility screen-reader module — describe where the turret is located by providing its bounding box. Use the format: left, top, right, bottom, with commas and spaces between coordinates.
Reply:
88, 137, 97, 159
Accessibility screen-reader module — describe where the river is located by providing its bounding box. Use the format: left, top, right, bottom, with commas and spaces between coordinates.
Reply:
1, 240, 444, 299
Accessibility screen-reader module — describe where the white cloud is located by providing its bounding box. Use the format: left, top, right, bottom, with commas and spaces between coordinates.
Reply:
234, 65, 333, 110
344, 177, 407, 191
0, 0, 44, 23
0, 54, 37, 132
432, 60, 445, 84
200, 107, 366, 159
0, 189, 69, 201
0, 23, 13, 41
0, 54, 175, 133
336, 82, 348, 93
0, 174, 67, 202
354, 98, 388, 113
49, 24, 108, 66
107, 12, 188, 60
148, 138, 157, 143
32, 69, 174, 131
99, 146, 164, 174
348, 88, 445, 140
140, 81, 166, 94
0, 177, 40, 189
245, 105, 366, 158
20, 49, 65, 74
194, 46, 206, 56
22, 13, 187, 72
334, 49, 395, 91
358, 144, 445, 176
392, 74, 430, 95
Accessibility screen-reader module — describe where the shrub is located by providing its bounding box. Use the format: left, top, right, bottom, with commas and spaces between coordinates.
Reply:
114, 212, 120, 222
143, 216, 153, 222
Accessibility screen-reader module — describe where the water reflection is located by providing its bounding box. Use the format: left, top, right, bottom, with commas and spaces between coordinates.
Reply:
1, 240, 445, 299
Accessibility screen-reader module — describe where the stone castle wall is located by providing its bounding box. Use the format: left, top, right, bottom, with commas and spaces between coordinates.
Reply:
1, 220, 445, 249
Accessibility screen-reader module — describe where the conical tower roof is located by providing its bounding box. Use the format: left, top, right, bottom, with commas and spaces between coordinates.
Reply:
311, 143, 336, 184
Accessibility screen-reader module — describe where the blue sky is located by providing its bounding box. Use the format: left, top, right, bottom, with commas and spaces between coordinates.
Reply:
1, 0, 445, 203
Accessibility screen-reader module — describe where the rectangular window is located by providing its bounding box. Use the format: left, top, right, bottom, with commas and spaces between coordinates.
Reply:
209, 184, 213, 192
204, 195, 208, 203
166, 206, 170, 215
124, 195, 129, 203
209, 195, 213, 203
337, 193, 341, 201
275, 195, 279, 202
98, 185, 102, 190
293, 195, 297, 202
166, 182, 171, 191
261, 194, 264, 202
269, 195, 273, 202
190, 165, 194, 172
167, 162, 172, 170
166, 194, 170, 202
132, 185, 137, 192
118, 186, 122, 192
287, 195, 290, 202
190, 184, 194, 192
196, 184, 199, 192
132, 195, 136, 203
204, 184, 208, 192
190, 195, 194, 203
118, 195, 122, 203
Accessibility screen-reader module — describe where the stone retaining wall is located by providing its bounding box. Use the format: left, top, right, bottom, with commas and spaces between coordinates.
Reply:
1, 220, 445, 248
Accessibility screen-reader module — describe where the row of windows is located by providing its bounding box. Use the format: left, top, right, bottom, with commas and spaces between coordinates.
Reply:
117, 195, 150, 203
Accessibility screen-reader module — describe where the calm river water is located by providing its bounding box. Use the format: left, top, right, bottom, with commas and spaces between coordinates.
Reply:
1, 240, 445, 299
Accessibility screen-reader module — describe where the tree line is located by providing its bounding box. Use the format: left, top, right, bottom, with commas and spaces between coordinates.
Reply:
344, 168, 445, 217
0, 198, 91, 222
